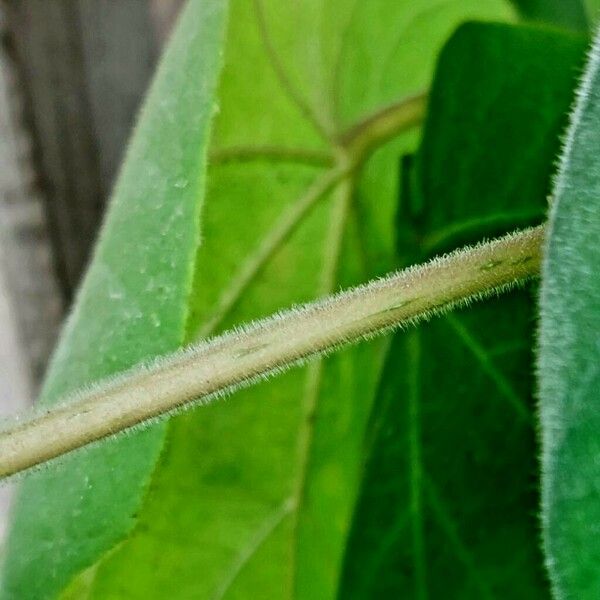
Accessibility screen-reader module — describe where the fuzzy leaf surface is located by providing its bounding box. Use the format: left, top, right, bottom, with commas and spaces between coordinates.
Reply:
539, 28, 600, 600
0, 2, 227, 598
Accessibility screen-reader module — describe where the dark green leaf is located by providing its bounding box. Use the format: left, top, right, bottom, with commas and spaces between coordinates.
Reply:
341, 22, 586, 599
0, 2, 227, 598
539, 29, 600, 600
510, 0, 589, 30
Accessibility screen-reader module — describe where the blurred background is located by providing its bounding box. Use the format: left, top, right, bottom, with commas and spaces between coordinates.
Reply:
0, 0, 185, 413
0, 0, 184, 537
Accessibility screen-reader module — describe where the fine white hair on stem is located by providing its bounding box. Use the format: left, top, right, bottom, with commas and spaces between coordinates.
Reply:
0, 225, 544, 480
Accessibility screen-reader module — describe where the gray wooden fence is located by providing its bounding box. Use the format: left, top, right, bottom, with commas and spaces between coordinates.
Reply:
0, 0, 183, 402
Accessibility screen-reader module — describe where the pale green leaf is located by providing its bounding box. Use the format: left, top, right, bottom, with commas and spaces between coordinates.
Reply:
585, 0, 600, 24
539, 28, 600, 600
0, 1, 227, 598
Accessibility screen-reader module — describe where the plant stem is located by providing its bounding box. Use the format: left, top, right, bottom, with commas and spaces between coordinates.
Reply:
338, 93, 428, 165
209, 145, 334, 167
0, 225, 544, 479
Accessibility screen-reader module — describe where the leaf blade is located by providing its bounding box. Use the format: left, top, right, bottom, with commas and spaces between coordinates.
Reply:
341, 22, 586, 599
539, 28, 600, 600
0, 2, 228, 598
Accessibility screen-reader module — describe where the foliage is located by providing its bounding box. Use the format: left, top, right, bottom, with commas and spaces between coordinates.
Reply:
539, 27, 600, 600
511, 0, 589, 29
72, 3, 514, 598
0, 1, 599, 599
340, 22, 585, 599
0, 1, 227, 598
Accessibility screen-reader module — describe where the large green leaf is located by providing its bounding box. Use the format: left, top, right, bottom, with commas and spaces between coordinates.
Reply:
340, 23, 586, 598
510, 0, 589, 29
0, 2, 227, 598
63, 2, 516, 599
539, 30, 600, 600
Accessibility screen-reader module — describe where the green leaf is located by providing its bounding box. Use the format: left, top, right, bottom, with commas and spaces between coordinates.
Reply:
0, 2, 227, 598
340, 23, 586, 598
584, 0, 600, 24
62, 2, 516, 599
539, 30, 600, 599
510, 0, 589, 30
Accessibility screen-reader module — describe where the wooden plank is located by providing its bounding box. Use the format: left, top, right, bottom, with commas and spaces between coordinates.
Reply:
2, 1, 162, 297
0, 12, 61, 404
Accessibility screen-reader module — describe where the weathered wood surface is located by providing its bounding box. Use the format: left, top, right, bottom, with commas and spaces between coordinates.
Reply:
2, 0, 163, 297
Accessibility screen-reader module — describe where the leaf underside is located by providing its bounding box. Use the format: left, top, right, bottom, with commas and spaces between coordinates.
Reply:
340, 22, 586, 599
539, 27, 600, 600
0, 2, 227, 599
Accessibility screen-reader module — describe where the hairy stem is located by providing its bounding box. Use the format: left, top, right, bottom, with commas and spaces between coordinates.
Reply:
0, 226, 543, 479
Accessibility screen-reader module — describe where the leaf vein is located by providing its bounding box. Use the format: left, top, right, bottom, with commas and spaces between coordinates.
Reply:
195, 167, 346, 339
424, 476, 495, 600
210, 498, 295, 600
252, 0, 332, 141
444, 314, 530, 423
290, 179, 352, 595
